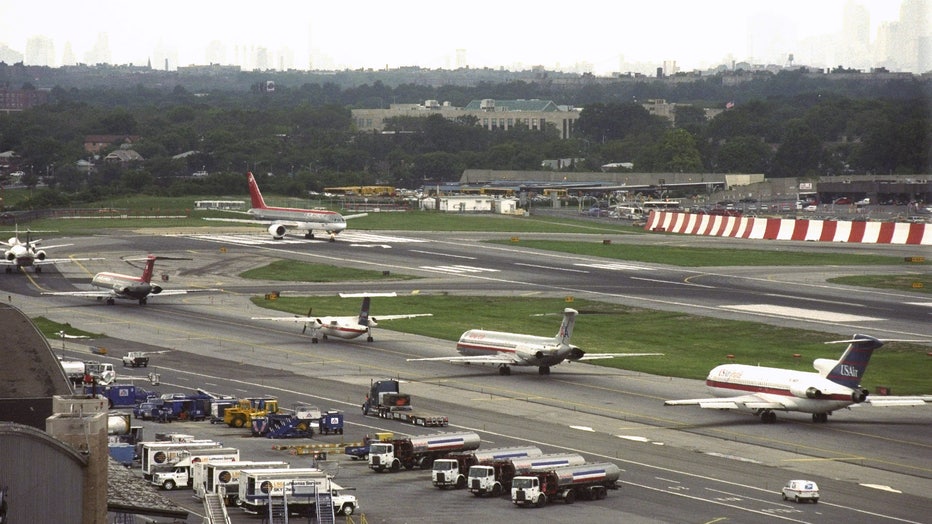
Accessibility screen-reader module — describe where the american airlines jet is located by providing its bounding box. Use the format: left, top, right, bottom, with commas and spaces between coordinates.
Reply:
408, 308, 662, 375
664, 334, 931, 423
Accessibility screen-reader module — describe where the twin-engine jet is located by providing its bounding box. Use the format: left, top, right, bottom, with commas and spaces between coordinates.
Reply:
42, 255, 219, 305
1, 230, 94, 273
252, 292, 432, 343
207, 172, 366, 240
408, 308, 662, 375
664, 334, 931, 423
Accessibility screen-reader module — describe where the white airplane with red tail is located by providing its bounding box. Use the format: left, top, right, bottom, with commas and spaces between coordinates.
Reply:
664, 334, 931, 423
252, 292, 431, 343
206, 172, 366, 240
1, 229, 98, 273
408, 308, 662, 376
43, 255, 219, 305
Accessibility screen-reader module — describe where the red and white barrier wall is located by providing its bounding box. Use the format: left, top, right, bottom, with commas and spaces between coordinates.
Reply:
644, 211, 931, 245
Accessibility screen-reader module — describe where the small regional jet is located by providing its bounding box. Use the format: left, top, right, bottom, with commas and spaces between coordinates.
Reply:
42, 254, 219, 305
252, 292, 432, 343
407, 308, 662, 375
1, 229, 96, 273
664, 334, 931, 423
206, 172, 366, 240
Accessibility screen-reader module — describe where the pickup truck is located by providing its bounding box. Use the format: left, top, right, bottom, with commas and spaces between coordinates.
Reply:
122, 352, 150, 367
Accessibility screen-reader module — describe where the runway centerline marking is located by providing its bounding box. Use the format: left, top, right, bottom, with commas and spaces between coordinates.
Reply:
515, 262, 589, 273
722, 304, 883, 323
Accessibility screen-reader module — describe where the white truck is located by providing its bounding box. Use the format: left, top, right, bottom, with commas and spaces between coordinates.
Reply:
122, 351, 149, 367
369, 431, 481, 472
467, 453, 586, 497
238, 468, 358, 517
60, 359, 116, 385
431, 446, 542, 489
150, 447, 240, 490
193, 461, 289, 505
139, 440, 221, 479
511, 462, 621, 507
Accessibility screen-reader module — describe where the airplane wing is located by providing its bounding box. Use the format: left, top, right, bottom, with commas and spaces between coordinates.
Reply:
42, 288, 218, 299
372, 314, 433, 321
34, 257, 103, 266
407, 355, 520, 365
576, 352, 664, 360
861, 396, 932, 407
664, 394, 789, 410
203, 217, 286, 226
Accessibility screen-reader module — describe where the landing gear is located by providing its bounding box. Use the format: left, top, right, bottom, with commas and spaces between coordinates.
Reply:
761, 411, 777, 424
498, 365, 511, 376
35, 266, 41, 273
538, 366, 551, 375
305, 232, 315, 239
138, 297, 147, 305
812, 412, 828, 423
106, 298, 116, 305
367, 335, 374, 342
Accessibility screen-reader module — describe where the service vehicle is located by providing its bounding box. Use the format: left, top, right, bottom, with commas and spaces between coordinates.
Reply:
252, 404, 320, 438
361, 378, 448, 427
150, 447, 240, 490
224, 396, 279, 428
344, 432, 394, 460
318, 409, 344, 435
511, 462, 621, 507
84, 383, 156, 408
368, 431, 481, 472
61, 360, 116, 385
121, 351, 150, 367
432, 446, 542, 489
468, 453, 586, 497
193, 461, 289, 505
139, 440, 221, 479
238, 468, 358, 517
781, 480, 819, 503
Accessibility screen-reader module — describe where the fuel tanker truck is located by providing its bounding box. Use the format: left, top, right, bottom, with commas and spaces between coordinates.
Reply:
468, 453, 586, 497
511, 462, 621, 507
368, 431, 480, 473
431, 446, 542, 489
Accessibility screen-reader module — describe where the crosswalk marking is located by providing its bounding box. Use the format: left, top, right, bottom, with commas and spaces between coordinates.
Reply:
419, 265, 500, 274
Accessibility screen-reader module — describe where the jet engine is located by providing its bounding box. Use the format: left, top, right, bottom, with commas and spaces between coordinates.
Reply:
851, 388, 869, 403
149, 285, 163, 295
34, 249, 46, 260
4, 251, 13, 261
268, 224, 287, 239
789, 384, 824, 399
567, 347, 586, 361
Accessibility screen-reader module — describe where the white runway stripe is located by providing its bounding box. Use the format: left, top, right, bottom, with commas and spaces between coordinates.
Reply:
175, 231, 427, 245
722, 304, 883, 323
419, 265, 500, 274
575, 262, 650, 271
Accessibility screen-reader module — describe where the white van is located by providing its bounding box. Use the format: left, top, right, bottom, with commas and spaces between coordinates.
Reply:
781, 480, 819, 503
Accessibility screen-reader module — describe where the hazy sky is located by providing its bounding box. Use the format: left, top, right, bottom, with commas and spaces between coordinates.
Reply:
0, 0, 910, 73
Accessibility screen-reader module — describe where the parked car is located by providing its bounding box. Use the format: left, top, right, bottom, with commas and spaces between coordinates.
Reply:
833, 197, 852, 205
782, 480, 819, 503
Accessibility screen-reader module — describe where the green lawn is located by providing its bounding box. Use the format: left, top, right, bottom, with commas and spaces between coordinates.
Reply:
249, 295, 931, 395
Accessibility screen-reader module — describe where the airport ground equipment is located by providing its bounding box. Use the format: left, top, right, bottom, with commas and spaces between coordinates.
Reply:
368, 431, 481, 472
84, 383, 157, 408
121, 351, 149, 367
150, 447, 240, 490
193, 461, 289, 506
61, 359, 116, 385
223, 396, 279, 428
252, 404, 321, 438
432, 446, 542, 489
238, 468, 358, 517
344, 432, 394, 460
511, 462, 621, 507
468, 453, 586, 496
361, 378, 449, 427
139, 440, 221, 479
318, 409, 344, 435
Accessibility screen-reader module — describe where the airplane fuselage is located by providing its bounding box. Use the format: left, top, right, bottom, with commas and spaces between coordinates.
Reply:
456, 330, 575, 367
248, 207, 347, 233
705, 364, 860, 414
91, 273, 154, 300
317, 320, 369, 340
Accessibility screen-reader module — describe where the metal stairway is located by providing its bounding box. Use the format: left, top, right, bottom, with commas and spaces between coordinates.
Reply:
202, 492, 231, 524
263, 493, 289, 524
315, 489, 335, 524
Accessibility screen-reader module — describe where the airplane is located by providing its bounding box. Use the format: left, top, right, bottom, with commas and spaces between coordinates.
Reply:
251, 292, 431, 343
205, 172, 366, 240
663, 334, 932, 423
42, 254, 220, 305
1, 229, 94, 273
407, 308, 662, 376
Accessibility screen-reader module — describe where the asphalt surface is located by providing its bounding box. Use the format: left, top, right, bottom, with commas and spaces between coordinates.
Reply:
3, 224, 930, 523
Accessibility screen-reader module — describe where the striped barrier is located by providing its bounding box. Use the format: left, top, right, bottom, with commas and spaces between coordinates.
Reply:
644, 211, 931, 245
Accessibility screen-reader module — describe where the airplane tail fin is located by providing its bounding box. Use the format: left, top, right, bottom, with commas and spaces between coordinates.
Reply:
554, 308, 578, 345
140, 255, 158, 283
246, 172, 267, 209
824, 334, 884, 389
358, 296, 372, 326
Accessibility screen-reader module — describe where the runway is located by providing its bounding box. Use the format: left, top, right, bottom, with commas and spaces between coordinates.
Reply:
3, 227, 930, 523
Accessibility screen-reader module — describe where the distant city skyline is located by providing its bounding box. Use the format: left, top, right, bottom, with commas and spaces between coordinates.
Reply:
0, 0, 929, 75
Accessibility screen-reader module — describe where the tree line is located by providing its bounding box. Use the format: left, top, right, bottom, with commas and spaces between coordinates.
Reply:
0, 68, 928, 209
